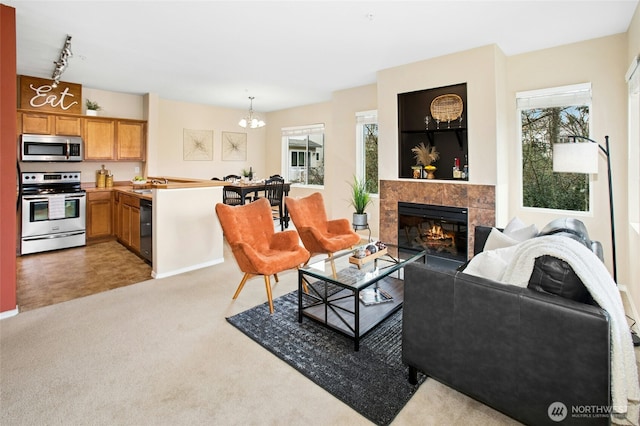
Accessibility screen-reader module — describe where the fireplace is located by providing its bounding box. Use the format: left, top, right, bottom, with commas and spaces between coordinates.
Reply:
398, 202, 468, 269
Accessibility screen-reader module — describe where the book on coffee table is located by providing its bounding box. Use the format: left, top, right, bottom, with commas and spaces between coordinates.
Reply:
359, 287, 393, 306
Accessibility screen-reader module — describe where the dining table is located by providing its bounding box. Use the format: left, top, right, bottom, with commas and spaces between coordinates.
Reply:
223, 181, 292, 228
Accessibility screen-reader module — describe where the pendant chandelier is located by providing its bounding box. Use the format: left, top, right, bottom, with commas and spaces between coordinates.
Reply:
238, 96, 265, 129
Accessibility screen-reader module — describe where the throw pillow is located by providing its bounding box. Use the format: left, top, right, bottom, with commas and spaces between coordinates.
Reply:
503, 216, 539, 242
483, 228, 519, 251
462, 244, 522, 284
503, 216, 527, 235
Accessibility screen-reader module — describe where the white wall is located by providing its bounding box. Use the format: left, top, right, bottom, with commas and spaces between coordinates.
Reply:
377, 45, 504, 187
506, 34, 629, 283
154, 98, 267, 181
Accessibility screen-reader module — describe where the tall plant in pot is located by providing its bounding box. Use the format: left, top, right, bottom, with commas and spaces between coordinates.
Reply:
349, 175, 372, 227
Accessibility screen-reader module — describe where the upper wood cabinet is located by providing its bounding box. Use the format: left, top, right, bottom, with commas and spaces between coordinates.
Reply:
84, 118, 146, 161
84, 118, 116, 160
20, 112, 82, 136
17, 110, 146, 162
55, 115, 82, 136
116, 121, 146, 161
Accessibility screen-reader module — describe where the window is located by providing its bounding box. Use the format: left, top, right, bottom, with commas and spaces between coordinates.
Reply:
356, 110, 378, 194
282, 124, 324, 186
517, 83, 592, 212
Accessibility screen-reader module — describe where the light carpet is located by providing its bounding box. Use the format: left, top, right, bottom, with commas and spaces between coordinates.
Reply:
1, 244, 524, 425
227, 290, 425, 426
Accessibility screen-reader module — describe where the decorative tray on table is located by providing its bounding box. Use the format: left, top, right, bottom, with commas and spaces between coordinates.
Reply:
348, 242, 388, 267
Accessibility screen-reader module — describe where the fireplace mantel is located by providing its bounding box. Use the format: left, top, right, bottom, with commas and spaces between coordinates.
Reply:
379, 180, 495, 259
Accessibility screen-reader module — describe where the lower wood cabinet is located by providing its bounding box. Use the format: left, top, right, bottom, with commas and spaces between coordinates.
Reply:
116, 193, 141, 254
87, 191, 113, 241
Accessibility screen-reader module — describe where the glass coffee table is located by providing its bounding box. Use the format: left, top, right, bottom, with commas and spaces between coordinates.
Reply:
297, 244, 426, 351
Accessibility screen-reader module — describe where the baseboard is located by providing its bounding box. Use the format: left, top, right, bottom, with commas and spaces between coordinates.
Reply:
0, 306, 19, 320
152, 257, 224, 279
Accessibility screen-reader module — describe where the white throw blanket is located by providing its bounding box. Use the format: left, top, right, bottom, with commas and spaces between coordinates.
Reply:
496, 236, 639, 424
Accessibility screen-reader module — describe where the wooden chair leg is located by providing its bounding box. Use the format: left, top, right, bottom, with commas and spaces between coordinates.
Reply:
232, 273, 253, 300
264, 275, 274, 314
329, 253, 337, 278
273, 273, 279, 283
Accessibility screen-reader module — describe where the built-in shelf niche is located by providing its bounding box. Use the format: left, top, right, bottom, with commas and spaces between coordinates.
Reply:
398, 82, 468, 180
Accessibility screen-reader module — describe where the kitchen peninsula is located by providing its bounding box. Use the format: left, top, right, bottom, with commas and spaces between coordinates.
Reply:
87, 177, 225, 279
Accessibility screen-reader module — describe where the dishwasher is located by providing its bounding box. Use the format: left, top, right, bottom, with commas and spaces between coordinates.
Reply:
140, 199, 152, 264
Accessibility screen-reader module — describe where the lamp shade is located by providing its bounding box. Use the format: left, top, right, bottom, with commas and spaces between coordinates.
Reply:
552, 142, 598, 174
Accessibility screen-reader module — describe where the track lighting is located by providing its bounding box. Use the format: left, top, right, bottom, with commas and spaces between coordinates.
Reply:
51, 35, 73, 87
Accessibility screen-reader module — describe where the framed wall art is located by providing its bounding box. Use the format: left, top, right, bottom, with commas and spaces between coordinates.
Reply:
222, 131, 247, 161
183, 129, 214, 161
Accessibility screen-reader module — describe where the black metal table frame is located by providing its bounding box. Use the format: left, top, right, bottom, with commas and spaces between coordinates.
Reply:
297, 248, 426, 351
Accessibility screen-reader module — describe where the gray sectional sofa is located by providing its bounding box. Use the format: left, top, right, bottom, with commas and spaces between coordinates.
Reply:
402, 223, 611, 425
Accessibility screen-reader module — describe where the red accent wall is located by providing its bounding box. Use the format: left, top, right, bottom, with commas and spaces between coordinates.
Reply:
0, 4, 17, 314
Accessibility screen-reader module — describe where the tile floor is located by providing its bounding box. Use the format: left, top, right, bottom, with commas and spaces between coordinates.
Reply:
16, 240, 152, 312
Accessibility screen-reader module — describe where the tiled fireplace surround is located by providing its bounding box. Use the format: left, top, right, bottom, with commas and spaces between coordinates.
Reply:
379, 180, 496, 260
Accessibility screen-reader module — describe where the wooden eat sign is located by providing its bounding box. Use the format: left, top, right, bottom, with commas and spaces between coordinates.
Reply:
18, 75, 82, 115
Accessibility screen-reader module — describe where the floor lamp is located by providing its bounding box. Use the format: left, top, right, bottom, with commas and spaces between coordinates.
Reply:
552, 135, 617, 283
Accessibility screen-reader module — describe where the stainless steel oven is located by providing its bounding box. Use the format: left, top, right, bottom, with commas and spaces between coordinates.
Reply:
20, 172, 86, 255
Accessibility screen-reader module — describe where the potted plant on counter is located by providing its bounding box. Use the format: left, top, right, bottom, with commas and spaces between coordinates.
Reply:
86, 99, 102, 116
349, 175, 372, 228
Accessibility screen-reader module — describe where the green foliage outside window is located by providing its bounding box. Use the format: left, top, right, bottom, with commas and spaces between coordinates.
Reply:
521, 105, 590, 211
364, 123, 379, 194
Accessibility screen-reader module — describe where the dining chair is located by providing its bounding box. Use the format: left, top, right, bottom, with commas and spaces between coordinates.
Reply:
285, 192, 361, 277
264, 176, 285, 231
215, 198, 310, 313
222, 174, 243, 205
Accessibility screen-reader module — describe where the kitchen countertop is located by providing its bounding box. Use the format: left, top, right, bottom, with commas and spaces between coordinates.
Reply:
83, 177, 225, 201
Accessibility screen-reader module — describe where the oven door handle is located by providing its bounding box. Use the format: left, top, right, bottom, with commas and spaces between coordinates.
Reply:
22, 194, 85, 201
22, 231, 85, 242
66, 139, 70, 160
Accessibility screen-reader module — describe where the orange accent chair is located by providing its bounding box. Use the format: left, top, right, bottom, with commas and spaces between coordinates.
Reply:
285, 192, 361, 276
215, 198, 310, 313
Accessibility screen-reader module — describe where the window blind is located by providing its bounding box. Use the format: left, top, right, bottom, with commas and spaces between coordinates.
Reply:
516, 83, 592, 109
356, 110, 378, 125
281, 124, 324, 137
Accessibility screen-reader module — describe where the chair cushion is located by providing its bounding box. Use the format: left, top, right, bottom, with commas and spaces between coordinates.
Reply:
215, 198, 310, 275
286, 193, 361, 255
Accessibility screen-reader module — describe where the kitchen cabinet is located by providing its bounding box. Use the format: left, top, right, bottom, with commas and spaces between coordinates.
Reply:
116, 193, 141, 254
87, 191, 113, 241
116, 120, 146, 161
16, 109, 146, 162
84, 118, 116, 160
19, 112, 82, 136
84, 118, 146, 161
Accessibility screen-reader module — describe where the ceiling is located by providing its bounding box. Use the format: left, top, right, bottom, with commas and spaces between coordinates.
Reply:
5, 0, 639, 112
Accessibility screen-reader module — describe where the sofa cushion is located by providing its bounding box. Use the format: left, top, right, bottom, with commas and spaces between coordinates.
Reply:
528, 255, 595, 304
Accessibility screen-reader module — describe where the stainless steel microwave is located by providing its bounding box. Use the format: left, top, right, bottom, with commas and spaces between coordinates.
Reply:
21, 134, 83, 162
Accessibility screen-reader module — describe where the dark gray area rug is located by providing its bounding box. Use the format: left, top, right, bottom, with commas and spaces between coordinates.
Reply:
226, 290, 426, 426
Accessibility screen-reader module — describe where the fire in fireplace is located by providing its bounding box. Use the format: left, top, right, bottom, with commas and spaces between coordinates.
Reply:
398, 202, 468, 267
